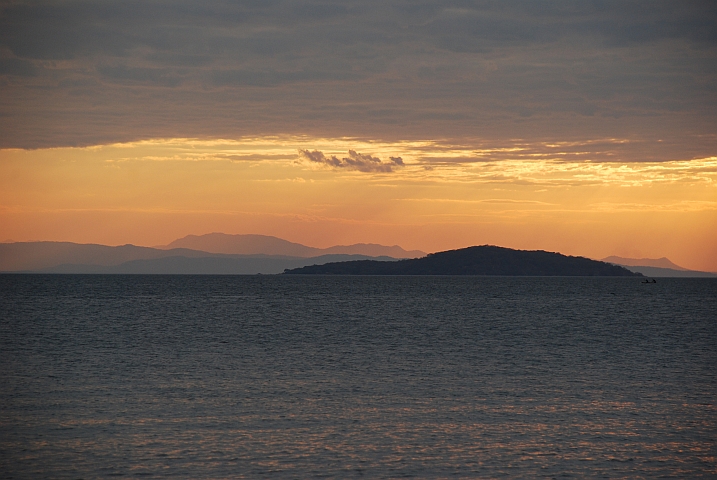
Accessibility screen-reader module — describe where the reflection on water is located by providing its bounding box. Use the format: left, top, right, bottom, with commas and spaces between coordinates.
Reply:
1, 275, 716, 477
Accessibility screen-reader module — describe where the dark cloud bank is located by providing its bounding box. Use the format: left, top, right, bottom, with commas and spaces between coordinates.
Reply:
1, 0, 716, 160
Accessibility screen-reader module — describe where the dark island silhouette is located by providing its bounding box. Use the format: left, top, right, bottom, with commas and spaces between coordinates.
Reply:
284, 245, 641, 276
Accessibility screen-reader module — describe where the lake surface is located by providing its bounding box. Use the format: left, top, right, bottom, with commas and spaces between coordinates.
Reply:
1, 275, 715, 478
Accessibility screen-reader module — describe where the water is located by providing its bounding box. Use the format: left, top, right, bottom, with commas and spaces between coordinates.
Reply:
1, 275, 715, 478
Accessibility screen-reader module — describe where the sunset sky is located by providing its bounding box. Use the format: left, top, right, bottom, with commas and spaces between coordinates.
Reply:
1, 1, 716, 271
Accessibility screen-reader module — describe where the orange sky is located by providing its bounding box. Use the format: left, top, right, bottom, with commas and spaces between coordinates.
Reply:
1, 137, 715, 271
2, 2, 717, 272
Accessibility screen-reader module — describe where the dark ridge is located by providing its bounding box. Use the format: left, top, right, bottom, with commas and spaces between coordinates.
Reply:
283, 245, 642, 276
32, 254, 399, 275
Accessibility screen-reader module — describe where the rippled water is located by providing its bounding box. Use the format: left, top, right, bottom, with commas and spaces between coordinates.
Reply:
1, 275, 716, 478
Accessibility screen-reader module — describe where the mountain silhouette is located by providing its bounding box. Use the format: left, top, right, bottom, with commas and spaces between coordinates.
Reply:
161, 233, 425, 258
0, 237, 416, 273
613, 265, 716, 278
285, 245, 641, 276
0, 242, 214, 271
39, 254, 398, 275
602, 255, 688, 271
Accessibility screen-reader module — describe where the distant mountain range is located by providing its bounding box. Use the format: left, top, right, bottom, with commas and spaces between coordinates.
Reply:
0, 234, 420, 274
602, 256, 688, 270
161, 233, 426, 258
602, 256, 716, 278
2, 235, 714, 276
36, 254, 399, 275
285, 246, 640, 276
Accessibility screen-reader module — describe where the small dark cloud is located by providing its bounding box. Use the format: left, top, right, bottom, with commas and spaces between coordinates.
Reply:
298, 149, 404, 172
288, 3, 351, 20
211, 68, 355, 87
145, 52, 213, 67
97, 65, 184, 87
0, 58, 37, 77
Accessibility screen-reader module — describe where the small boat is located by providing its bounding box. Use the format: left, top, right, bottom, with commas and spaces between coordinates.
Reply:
642, 278, 657, 283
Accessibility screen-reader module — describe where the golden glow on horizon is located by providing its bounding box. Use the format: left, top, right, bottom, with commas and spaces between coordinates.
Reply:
1, 137, 715, 271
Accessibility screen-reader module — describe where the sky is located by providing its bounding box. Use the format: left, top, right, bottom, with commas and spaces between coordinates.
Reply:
1, 0, 716, 271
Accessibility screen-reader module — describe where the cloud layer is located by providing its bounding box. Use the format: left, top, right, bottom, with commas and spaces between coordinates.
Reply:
0, 0, 715, 157
298, 149, 404, 172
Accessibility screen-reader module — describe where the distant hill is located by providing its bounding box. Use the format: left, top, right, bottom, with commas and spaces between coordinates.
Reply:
162, 233, 318, 256
602, 256, 688, 271
0, 241, 404, 274
320, 243, 424, 258
161, 233, 425, 258
38, 254, 398, 275
616, 265, 717, 278
0, 235, 423, 273
0, 242, 217, 271
601, 255, 716, 277
285, 246, 640, 276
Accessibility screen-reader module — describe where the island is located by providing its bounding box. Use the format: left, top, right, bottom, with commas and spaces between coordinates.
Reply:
283, 245, 641, 276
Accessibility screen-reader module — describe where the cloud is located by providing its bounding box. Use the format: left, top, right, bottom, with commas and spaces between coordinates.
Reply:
298, 149, 404, 172
211, 68, 356, 87
0, 58, 37, 77
97, 65, 184, 86
0, 1, 715, 153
